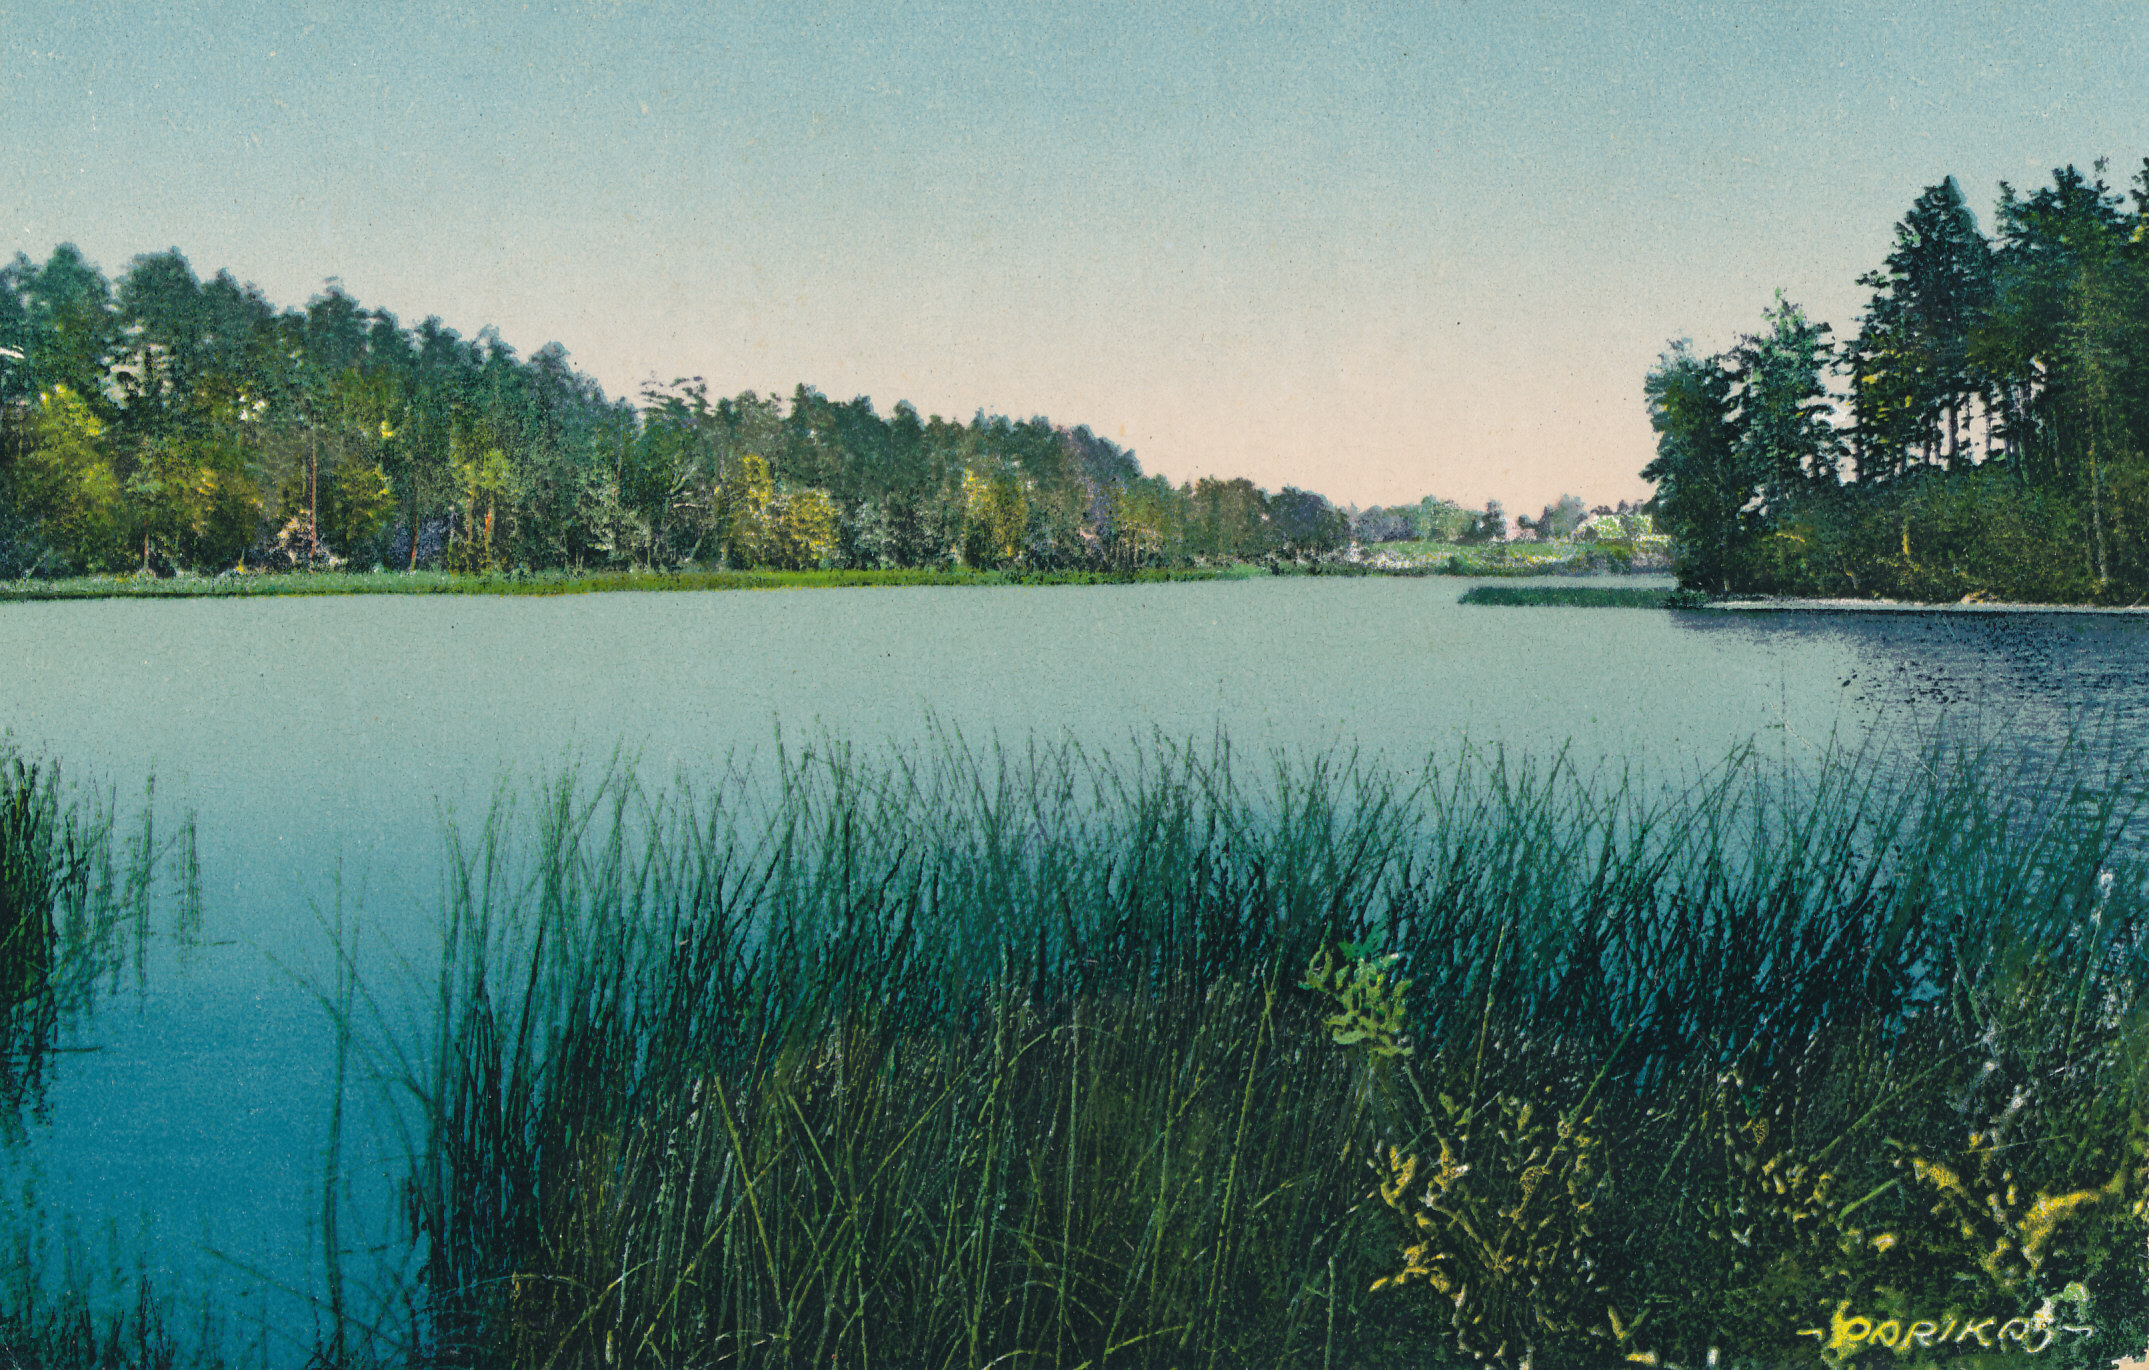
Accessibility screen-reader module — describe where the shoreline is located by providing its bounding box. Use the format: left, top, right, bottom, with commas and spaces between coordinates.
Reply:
1707, 595, 2149, 616
0, 560, 1671, 602
0, 564, 1245, 602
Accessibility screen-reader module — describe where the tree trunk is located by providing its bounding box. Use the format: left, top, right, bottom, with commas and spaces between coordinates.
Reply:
309, 431, 320, 567
2090, 440, 2109, 586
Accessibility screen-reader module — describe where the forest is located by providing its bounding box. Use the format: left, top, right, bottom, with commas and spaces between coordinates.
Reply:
0, 248, 1516, 580
1646, 159, 2149, 603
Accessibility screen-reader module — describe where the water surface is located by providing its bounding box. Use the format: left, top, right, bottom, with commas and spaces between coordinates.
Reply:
2, 576, 2144, 1356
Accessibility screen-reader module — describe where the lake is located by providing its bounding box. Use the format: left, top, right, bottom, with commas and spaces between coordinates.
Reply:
2, 575, 2145, 1359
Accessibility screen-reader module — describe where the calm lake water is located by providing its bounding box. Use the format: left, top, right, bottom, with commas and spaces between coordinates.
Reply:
2, 575, 2146, 1356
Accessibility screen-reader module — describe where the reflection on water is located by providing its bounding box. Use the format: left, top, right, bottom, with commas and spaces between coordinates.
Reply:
1688, 609, 2149, 736
1683, 609, 2149, 822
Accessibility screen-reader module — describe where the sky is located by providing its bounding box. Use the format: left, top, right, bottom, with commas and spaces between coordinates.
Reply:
3, 0, 2147, 517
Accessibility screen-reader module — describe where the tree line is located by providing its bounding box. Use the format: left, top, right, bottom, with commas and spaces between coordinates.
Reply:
0, 246, 1524, 579
1645, 160, 2149, 602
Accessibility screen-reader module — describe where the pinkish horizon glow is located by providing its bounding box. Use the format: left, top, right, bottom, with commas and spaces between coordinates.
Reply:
6, 0, 2144, 516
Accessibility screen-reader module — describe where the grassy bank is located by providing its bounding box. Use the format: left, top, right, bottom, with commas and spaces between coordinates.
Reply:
0, 566, 1241, 602
1459, 584, 1704, 608
342, 732, 2149, 1369
0, 547, 1682, 602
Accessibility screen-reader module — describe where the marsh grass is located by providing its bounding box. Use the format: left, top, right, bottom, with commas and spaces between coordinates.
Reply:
0, 741, 196, 1122
0, 742, 206, 1367
1457, 585, 1689, 608
0, 751, 63, 1094
370, 732, 2149, 1368
0, 1185, 188, 1370
0, 1174, 303, 1370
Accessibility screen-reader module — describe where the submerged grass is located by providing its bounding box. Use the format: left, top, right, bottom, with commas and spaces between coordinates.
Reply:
0, 566, 1231, 602
354, 730, 2149, 1369
0, 1187, 188, 1370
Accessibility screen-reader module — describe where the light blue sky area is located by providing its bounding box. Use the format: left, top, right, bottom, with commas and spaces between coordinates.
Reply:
4, 0, 2144, 513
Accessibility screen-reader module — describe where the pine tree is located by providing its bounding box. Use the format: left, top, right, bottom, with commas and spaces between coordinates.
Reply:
1846, 177, 1994, 481
1731, 295, 1841, 513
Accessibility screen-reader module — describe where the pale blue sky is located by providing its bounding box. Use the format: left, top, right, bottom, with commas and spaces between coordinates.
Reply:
4, 0, 2145, 513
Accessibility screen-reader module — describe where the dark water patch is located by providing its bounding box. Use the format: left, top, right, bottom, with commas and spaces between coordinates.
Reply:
1679, 610, 2149, 726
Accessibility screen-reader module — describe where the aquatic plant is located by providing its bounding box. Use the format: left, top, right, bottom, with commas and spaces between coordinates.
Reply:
0, 743, 206, 1366
0, 751, 61, 1005
375, 729, 2149, 1368
0, 742, 193, 1120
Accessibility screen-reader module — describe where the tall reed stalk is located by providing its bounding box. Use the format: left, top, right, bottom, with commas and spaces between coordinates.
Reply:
382, 729, 2149, 1369
0, 740, 206, 1369
0, 741, 194, 1121
0, 748, 64, 1094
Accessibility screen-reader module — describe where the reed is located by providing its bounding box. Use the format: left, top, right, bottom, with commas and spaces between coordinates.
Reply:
0, 748, 62, 1039
0, 743, 208, 1368
381, 731, 2149, 1368
0, 741, 194, 1120
1457, 584, 1690, 608
0, 1182, 186, 1370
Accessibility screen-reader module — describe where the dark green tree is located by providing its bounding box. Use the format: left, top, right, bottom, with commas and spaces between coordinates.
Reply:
1184, 477, 1273, 560
1846, 177, 1994, 481
1642, 341, 1745, 592
1732, 295, 1841, 513
14, 246, 119, 415
1268, 486, 1348, 555
1978, 164, 2129, 487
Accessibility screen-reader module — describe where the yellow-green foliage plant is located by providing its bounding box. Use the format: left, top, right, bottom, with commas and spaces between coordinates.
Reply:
1296, 733, 2149, 1370
1304, 944, 1623, 1366
1306, 932, 2149, 1369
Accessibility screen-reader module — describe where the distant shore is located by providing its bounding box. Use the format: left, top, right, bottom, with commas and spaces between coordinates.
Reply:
0, 565, 1251, 601
0, 553, 1679, 602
